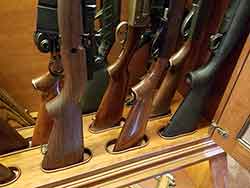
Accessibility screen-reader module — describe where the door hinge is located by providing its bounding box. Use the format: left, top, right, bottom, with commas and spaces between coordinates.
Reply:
209, 121, 229, 138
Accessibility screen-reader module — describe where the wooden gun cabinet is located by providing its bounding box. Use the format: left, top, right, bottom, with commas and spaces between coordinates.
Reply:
1, 0, 250, 187
0, 33, 250, 188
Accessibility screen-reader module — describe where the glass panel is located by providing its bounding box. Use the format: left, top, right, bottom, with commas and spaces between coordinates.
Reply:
238, 115, 250, 150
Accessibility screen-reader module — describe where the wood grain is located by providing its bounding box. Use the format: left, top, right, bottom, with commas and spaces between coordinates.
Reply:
41, 0, 86, 170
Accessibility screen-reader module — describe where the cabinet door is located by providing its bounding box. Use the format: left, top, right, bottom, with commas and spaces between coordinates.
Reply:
211, 37, 250, 171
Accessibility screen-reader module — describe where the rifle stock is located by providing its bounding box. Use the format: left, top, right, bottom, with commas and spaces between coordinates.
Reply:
90, 27, 142, 132
0, 118, 28, 155
31, 51, 63, 146
80, 0, 121, 114
114, 0, 186, 151
31, 71, 61, 146
151, 0, 215, 118
42, 0, 86, 170
161, 0, 250, 138
90, 0, 151, 132
114, 62, 165, 151
151, 38, 192, 118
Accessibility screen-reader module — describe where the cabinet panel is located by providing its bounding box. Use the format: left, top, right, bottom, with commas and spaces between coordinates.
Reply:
212, 35, 250, 171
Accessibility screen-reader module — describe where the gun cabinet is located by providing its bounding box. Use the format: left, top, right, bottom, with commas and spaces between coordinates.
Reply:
1, 0, 250, 188
0, 33, 250, 187
211, 36, 250, 172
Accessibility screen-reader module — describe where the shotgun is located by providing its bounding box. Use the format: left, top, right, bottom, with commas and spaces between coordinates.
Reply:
113, 0, 186, 152
89, 0, 151, 133
42, 0, 86, 170
31, 50, 63, 146
161, 0, 250, 138
0, 118, 28, 155
151, 0, 211, 118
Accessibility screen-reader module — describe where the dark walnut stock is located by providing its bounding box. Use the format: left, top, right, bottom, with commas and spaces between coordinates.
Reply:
90, 26, 143, 132
114, 0, 186, 152
42, 0, 86, 170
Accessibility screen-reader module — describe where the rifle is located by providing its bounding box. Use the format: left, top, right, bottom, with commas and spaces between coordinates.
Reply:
81, 0, 98, 79
0, 118, 28, 155
96, 0, 121, 62
161, 0, 250, 138
128, 0, 167, 88
42, 0, 86, 170
89, 0, 151, 133
81, 0, 121, 114
31, 51, 63, 146
35, 0, 118, 115
113, 0, 186, 152
151, 0, 210, 118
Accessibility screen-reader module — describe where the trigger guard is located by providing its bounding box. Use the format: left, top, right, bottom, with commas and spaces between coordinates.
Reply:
181, 5, 195, 38
115, 21, 128, 46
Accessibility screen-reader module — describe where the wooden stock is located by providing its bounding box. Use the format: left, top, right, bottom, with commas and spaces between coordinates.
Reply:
41, 0, 86, 170
0, 118, 28, 155
31, 72, 60, 146
128, 43, 150, 87
151, 40, 192, 118
90, 26, 143, 132
114, 61, 166, 151
114, 0, 186, 151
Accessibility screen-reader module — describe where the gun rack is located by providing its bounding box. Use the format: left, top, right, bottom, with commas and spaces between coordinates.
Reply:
0, 92, 225, 188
